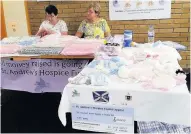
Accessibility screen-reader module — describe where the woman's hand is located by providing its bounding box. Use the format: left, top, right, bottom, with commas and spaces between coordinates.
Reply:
75, 32, 83, 38
61, 32, 68, 35
46, 30, 55, 35
39, 28, 55, 37
41, 31, 48, 37
37, 28, 60, 37
36, 27, 48, 37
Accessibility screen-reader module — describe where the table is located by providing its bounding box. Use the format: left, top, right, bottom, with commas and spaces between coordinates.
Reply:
58, 60, 190, 133
2, 55, 94, 61
1, 54, 190, 133
59, 82, 190, 125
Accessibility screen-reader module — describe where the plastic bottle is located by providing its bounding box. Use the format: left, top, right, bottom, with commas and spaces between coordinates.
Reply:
123, 30, 132, 47
148, 25, 155, 43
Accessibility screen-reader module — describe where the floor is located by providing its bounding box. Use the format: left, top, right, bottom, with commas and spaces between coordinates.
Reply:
1, 73, 190, 133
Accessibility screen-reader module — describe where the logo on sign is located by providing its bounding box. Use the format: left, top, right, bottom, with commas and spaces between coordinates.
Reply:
125, 93, 132, 101
92, 91, 109, 103
113, 116, 133, 125
72, 90, 80, 97
113, 116, 126, 123
34, 78, 50, 92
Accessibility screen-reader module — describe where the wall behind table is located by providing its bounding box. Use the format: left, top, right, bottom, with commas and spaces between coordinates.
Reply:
3, 1, 30, 36
27, 0, 190, 68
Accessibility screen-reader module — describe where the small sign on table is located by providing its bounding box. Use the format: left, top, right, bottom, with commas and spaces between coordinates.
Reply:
72, 103, 134, 133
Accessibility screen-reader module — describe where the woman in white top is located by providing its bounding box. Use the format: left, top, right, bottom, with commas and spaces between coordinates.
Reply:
36, 5, 68, 37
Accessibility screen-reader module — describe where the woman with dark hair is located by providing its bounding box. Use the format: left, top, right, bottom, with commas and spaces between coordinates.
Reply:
36, 5, 68, 37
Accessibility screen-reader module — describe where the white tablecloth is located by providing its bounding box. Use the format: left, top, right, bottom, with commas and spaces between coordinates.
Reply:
58, 46, 190, 128
58, 81, 190, 127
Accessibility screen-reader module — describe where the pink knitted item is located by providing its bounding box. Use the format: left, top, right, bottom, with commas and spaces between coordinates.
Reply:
0, 44, 22, 54
61, 43, 101, 56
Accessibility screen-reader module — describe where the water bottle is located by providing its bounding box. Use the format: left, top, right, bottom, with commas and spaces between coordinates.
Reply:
123, 30, 132, 47
148, 25, 155, 43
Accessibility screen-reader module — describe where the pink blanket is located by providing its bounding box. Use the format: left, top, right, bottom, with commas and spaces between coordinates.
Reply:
61, 43, 101, 56
34, 35, 76, 47
0, 44, 22, 54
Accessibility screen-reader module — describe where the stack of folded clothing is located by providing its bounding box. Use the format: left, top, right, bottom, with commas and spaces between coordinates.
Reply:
87, 56, 130, 75
1, 37, 21, 44
18, 47, 64, 55
33, 35, 77, 48
61, 42, 101, 56
68, 72, 110, 86
0, 44, 22, 54
133, 40, 187, 51
18, 36, 40, 46
118, 45, 186, 91
137, 121, 190, 133
162, 41, 187, 51
1, 36, 40, 46
100, 43, 121, 56
74, 38, 105, 44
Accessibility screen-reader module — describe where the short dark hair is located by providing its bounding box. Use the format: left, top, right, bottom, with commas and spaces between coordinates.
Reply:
45, 5, 58, 16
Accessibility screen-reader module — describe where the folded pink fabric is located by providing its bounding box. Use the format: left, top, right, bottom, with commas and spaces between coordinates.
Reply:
0, 44, 22, 54
34, 35, 76, 47
61, 43, 101, 56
